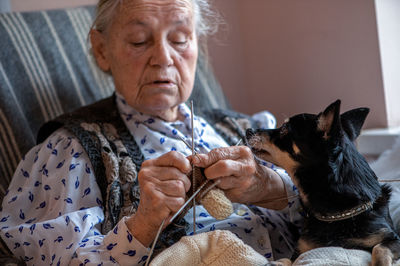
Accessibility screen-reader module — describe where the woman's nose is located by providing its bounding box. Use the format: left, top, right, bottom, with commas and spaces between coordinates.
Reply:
149, 40, 173, 67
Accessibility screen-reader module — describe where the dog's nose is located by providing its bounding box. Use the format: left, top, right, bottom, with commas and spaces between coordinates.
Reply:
246, 128, 255, 139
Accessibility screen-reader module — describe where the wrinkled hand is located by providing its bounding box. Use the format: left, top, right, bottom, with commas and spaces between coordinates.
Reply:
126, 151, 191, 247
191, 146, 287, 208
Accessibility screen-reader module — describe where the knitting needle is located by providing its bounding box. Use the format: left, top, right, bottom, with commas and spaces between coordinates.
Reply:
169, 179, 211, 223
235, 138, 243, 146
177, 135, 199, 154
190, 101, 196, 234
169, 179, 221, 224
145, 218, 166, 266
145, 102, 197, 265
144, 180, 216, 266
174, 136, 244, 227
145, 109, 244, 264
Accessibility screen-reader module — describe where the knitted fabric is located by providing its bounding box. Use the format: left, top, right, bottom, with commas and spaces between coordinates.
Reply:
150, 230, 269, 266
200, 188, 233, 220
172, 167, 233, 222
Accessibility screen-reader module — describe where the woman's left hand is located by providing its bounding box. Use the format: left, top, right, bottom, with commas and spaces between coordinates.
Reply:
191, 146, 287, 209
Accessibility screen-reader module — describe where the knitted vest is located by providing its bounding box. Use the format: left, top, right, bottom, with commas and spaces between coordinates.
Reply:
37, 94, 257, 251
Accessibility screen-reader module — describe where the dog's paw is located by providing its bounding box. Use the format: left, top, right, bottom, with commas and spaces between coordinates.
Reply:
372, 244, 394, 266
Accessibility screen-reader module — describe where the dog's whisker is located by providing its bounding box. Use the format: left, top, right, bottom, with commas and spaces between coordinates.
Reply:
378, 179, 400, 183
264, 194, 299, 203
247, 135, 262, 148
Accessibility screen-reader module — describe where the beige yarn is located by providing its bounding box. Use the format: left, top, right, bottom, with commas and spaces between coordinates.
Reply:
150, 230, 268, 266
200, 188, 233, 220
189, 166, 233, 221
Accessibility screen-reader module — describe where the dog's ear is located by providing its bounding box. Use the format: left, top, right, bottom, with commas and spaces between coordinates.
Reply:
340, 107, 369, 141
317, 99, 341, 140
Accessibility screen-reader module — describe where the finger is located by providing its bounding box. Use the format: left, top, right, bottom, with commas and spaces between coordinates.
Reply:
219, 174, 254, 190
142, 151, 192, 175
192, 146, 253, 168
150, 191, 185, 214
203, 159, 255, 180
166, 196, 186, 213
214, 176, 239, 190
141, 183, 186, 216
156, 179, 188, 198
139, 166, 191, 192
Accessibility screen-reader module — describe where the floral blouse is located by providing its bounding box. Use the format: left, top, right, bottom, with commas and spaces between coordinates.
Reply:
0, 94, 302, 265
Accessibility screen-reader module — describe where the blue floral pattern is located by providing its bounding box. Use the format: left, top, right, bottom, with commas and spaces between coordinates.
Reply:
0, 94, 302, 265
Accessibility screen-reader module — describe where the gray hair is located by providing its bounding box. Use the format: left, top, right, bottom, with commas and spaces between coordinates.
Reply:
91, 0, 221, 39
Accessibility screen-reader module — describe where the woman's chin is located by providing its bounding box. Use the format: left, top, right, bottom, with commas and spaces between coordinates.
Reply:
140, 101, 181, 121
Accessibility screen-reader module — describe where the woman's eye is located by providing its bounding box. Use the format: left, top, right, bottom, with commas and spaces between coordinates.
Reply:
174, 41, 187, 45
169, 31, 189, 47
131, 41, 146, 47
171, 40, 188, 46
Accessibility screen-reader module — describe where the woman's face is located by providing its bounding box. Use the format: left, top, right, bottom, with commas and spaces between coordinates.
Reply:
91, 0, 198, 121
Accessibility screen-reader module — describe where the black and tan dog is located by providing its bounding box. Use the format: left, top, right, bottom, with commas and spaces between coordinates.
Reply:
246, 100, 400, 265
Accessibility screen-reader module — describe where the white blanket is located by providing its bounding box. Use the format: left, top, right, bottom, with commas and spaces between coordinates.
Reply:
293, 247, 371, 265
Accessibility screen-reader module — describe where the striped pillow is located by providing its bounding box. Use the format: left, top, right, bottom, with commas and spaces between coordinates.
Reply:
0, 6, 228, 203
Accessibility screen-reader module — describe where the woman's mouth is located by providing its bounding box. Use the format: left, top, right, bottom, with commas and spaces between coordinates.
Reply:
153, 80, 172, 84
145, 79, 176, 89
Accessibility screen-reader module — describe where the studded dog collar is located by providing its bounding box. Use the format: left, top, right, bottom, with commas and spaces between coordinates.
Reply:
313, 201, 374, 222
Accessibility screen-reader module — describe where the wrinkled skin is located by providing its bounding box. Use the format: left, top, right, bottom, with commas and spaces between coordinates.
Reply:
191, 146, 287, 208
91, 0, 198, 122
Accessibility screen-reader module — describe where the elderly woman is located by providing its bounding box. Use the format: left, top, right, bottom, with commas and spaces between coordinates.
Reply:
0, 0, 302, 265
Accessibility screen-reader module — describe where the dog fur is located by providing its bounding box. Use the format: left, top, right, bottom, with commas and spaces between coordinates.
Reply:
246, 100, 400, 265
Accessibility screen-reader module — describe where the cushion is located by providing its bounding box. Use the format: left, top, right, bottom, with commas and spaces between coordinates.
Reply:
369, 136, 400, 231
0, 6, 229, 204
293, 247, 371, 266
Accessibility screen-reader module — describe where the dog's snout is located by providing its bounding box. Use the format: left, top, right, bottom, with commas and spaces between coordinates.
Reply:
246, 128, 255, 139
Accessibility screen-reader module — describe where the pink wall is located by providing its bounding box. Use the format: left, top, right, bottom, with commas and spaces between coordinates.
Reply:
11, 0, 388, 129
209, 0, 387, 129
10, 0, 97, 12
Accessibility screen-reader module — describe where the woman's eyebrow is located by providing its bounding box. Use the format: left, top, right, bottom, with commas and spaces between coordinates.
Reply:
172, 19, 191, 27
171, 14, 192, 25
125, 19, 148, 27
123, 14, 192, 29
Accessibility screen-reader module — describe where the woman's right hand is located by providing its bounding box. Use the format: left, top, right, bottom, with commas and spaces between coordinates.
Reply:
125, 151, 192, 247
